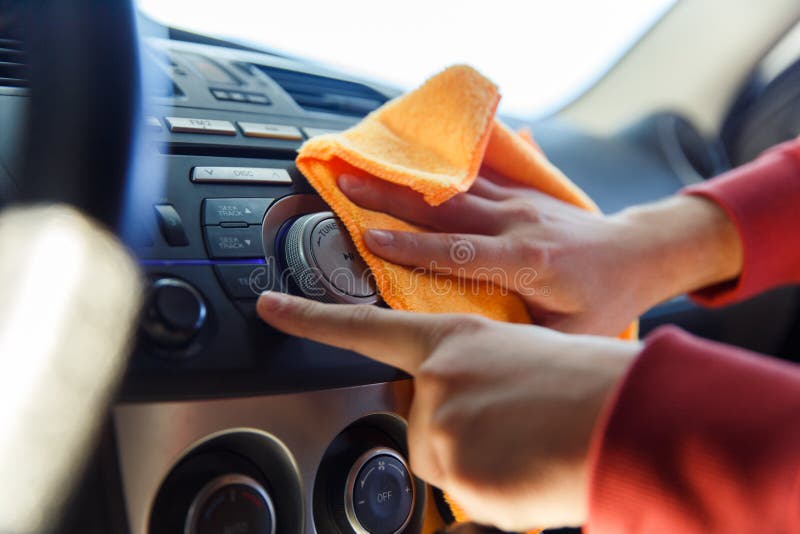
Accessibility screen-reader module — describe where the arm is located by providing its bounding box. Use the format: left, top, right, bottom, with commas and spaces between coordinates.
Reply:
255, 292, 800, 532
588, 326, 800, 533
256, 291, 640, 531
681, 138, 800, 305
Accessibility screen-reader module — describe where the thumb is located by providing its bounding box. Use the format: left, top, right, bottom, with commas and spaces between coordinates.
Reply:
257, 292, 447, 374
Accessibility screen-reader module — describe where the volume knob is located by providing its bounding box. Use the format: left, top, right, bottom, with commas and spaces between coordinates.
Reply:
141, 278, 207, 348
281, 212, 377, 304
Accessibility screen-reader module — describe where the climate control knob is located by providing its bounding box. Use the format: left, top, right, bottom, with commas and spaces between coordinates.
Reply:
185, 474, 276, 534
141, 278, 207, 348
281, 212, 377, 304
345, 448, 415, 534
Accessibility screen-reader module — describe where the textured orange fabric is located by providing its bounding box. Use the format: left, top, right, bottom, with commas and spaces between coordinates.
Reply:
295, 65, 638, 528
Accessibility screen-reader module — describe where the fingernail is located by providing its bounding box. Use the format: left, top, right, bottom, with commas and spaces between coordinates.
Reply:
338, 173, 363, 193
258, 290, 288, 307
365, 229, 394, 246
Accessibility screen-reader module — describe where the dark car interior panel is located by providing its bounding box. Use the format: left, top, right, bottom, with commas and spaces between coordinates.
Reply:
1, 6, 799, 534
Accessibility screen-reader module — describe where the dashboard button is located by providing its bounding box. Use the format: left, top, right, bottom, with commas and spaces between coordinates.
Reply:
165, 117, 237, 135
141, 278, 207, 348
302, 127, 342, 138
214, 263, 276, 298
238, 122, 303, 141
191, 166, 292, 184
245, 93, 271, 105
210, 88, 230, 100
153, 204, 189, 246
203, 198, 273, 225
205, 225, 264, 258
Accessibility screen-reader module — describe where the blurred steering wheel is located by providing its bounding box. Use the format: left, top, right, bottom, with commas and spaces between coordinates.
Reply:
0, 1, 143, 532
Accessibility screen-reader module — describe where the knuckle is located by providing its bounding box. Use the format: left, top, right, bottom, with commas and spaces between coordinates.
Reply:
501, 198, 540, 224
397, 231, 424, 253
422, 318, 462, 350
418, 314, 490, 360
436, 192, 469, 216
441, 313, 490, 338
443, 234, 479, 265
514, 236, 546, 267
445, 233, 470, 247
415, 361, 450, 395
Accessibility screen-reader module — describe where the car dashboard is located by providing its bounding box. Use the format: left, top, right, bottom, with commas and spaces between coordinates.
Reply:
1, 16, 799, 534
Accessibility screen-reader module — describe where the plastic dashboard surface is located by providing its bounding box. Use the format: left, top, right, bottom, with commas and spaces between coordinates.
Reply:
1, 35, 796, 402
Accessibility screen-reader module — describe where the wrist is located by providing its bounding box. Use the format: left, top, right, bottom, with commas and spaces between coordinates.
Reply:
612, 195, 743, 308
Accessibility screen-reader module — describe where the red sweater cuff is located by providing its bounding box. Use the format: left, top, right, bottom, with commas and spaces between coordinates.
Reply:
682, 138, 800, 306
587, 326, 800, 533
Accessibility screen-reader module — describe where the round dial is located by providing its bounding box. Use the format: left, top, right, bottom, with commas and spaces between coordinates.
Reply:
141, 278, 207, 348
185, 474, 276, 534
345, 448, 415, 534
281, 212, 377, 304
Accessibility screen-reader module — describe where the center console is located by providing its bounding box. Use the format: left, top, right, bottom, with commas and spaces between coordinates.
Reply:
113, 36, 442, 533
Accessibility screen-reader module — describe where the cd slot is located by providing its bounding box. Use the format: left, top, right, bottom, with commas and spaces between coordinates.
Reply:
162, 143, 297, 160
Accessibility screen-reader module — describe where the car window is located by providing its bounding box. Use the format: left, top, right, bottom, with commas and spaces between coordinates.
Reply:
137, 0, 676, 118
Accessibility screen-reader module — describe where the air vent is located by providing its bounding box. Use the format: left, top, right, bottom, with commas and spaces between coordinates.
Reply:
0, 7, 27, 89
255, 65, 387, 117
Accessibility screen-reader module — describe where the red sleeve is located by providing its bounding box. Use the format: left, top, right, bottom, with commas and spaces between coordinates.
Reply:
586, 326, 800, 533
682, 138, 800, 306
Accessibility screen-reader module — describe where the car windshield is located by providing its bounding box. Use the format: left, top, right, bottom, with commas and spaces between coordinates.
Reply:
137, 0, 675, 118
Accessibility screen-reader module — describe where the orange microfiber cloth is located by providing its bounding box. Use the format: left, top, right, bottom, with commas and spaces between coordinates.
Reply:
296, 65, 638, 530
296, 65, 637, 335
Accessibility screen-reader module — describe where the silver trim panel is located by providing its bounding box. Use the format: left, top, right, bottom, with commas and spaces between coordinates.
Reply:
114, 380, 414, 534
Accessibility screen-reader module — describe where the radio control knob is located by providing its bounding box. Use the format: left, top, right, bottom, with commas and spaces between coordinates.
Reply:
280, 212, 377, 304
141, 278, 207, 348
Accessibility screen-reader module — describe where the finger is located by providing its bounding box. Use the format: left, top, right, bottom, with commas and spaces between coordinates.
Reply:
476, 166, 527, 191
472, 174, 573, 214
257, 292, 440, 374
406, 390, 445, 487
363, 230, 511, 280
468, 176, 517, 201
339, 174, 504, 234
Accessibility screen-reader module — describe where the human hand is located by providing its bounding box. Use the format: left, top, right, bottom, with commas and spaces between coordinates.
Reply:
338, 172, 742, 336
257, 291, 640, 530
